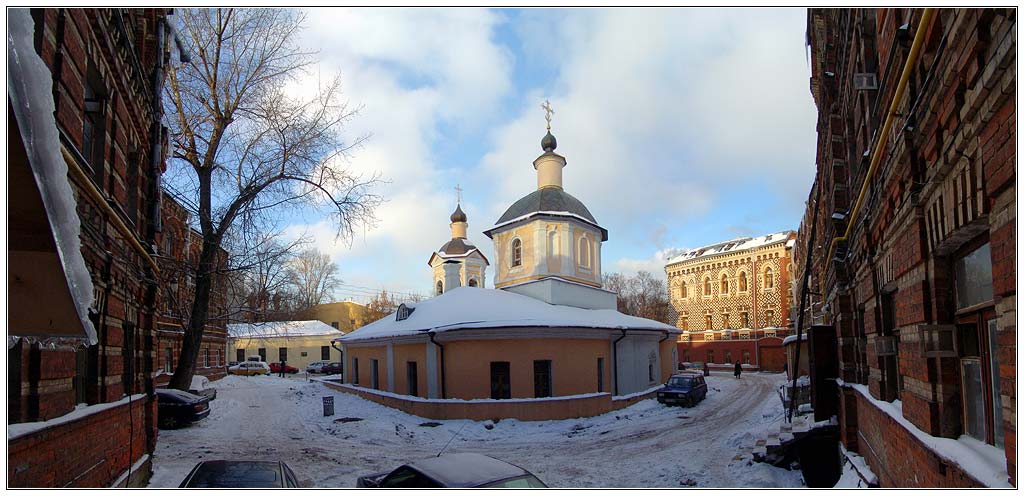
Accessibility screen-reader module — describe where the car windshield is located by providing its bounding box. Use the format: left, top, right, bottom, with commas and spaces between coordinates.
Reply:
668, 377, 695, 388
480, 475, 547, 488
185, 462, 282, 488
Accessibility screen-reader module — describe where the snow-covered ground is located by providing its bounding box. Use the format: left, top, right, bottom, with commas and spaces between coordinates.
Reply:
148, 372, 804, 488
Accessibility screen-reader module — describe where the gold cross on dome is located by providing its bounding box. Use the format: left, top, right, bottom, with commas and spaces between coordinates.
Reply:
541, 99, 554, 130
454, 184, 463, 204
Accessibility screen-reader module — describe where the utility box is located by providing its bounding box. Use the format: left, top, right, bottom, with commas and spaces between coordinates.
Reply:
322, 396, 335, 417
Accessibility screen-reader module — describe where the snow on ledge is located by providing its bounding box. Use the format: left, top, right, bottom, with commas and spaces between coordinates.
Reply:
840, 381, 1010, 488
8, 394, 148, 441
316, 379, 610, 404
110, 453, 150, 488
839, 444, 878, 486
612, 384, 663, 402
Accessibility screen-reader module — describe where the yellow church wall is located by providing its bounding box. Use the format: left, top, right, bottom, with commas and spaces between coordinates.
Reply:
346, 345, 388, 389
571, 226, 601, 285
492, 224, 537, 285
493, 220, 603, 288
442, 338, 610, 400
391, 343, 428, 397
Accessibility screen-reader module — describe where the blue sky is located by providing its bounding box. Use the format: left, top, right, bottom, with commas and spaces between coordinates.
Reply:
285, 8, 817, 302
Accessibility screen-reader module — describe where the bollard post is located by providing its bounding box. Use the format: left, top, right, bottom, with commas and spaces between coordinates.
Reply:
322, 396, 335, 417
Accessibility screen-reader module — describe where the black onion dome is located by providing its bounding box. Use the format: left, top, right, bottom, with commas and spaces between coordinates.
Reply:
438, 237, 476, 255
541, 131, 557, 152
492, 188, 607, 241
450, 203, 467, 223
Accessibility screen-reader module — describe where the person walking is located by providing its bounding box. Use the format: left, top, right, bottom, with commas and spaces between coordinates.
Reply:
734, 361, 742, 379
279, 359, 286, 378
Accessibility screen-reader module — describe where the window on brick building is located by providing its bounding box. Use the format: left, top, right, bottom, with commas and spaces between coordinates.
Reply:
954, 241, 1002, 447
725, 350, 732, 364
743, 351, 751, 364
720, 274, 729, 294
722, 313, 730, 329
764, 267, 774, 289
707, 350, 714, 364
738, 272, 748, 292
704, 277, 712, 296
680, 312, 688, 331
164, 347, 173, 372
705, 314, 713, 330
202, 348, 209, 368
741, 312, 749, 328
82, 63, 107, 187
766, 310, 774, 325
878, 291, 902, 402
681, 283, 687, 299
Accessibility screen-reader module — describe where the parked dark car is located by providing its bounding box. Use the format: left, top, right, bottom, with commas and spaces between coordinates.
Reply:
320, 362, 343, 375
179, 460, 300, 488
357, 453, 547, 488
269, 362, 299, 374
156, 388, 211, 428
656, 372, 708, 407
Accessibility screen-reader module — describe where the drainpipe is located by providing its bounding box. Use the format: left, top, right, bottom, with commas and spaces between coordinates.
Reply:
822, 8, 935, 275
428, 332, 445, 399
658, 331, 669, 380
330, 341, 344, 379
612, 330, 627, 396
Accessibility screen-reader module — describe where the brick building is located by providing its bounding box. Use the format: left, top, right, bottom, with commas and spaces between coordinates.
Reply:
797, 8, 1015, 487
153, 193, 229, 385
666, 231, 796, 371
8, 8, 171, 487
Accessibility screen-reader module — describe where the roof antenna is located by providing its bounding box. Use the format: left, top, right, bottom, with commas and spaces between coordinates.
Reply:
437, 421, 470, 457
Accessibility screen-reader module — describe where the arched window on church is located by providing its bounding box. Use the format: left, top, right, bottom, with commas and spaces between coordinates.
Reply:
720, 274, 729, 294
704, 277, 712, 296
547, 230, 558, 260
764, 267, 774, 289
436, 280, 443, 295
468, 279, 478, 287
511, 238, 522, 267
578, 236, 591, 269
738, 272, 748, 292
681, 283, 687, 299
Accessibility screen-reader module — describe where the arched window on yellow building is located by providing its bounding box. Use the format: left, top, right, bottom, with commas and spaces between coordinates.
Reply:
738, 272, 748, 292
705, 314, 713, 330
764, 267, 774, 289
468, 279, 478, 287
578, 236, 591, 269
511, 238, 522, 267
720, 274, 729, 294
704, 277, 712, 296
680, 283, 687, 299
436, 280, 443, 295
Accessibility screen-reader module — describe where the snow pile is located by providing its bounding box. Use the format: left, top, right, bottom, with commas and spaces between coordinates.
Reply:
338, 286, 678, 342
846, 382, 1011, 487
228, 320, 344, 339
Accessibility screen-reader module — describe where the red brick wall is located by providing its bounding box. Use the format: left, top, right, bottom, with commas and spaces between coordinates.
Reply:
8, 396, 155, 487
677, 338, 782, 370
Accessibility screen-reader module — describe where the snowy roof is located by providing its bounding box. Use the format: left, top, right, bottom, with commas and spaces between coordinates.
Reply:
665, 231, 795, 266
227, 320, 344, 339
337, 286, 678, 342
782, 334, 807, 346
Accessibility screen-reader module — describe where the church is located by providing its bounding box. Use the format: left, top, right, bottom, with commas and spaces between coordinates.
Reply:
332, 105, 681, 419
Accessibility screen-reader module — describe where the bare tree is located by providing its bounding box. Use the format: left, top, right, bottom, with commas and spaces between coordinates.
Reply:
287, 249, 341, 315
603, 271, 670, 323
163, 8, 381, 390
363, 290, 399, 324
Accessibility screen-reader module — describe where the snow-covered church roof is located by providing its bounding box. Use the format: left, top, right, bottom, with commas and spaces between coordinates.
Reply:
337, 286, 679, 342
666, 231, 795, 266
228, 320, 343, 339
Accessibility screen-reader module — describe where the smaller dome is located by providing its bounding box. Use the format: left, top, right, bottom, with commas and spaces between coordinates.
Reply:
450, 203, 467, 223
541, 131, 557, 152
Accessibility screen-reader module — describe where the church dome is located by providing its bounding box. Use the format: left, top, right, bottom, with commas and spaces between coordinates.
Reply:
541, 131, 557, 152
493, 188, 607, 241
450, 203, 467, 223
437, 237, 477, 256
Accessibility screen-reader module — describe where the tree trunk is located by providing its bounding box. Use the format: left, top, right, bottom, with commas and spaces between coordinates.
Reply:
167, 241, 218, 391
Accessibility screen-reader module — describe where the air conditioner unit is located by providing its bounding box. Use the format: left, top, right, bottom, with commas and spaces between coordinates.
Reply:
853, 73, 878, 91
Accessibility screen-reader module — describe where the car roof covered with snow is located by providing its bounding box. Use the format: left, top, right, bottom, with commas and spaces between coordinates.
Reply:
227, 320, 344, 339
336, 286, 680, 342
406, 453, 532, 487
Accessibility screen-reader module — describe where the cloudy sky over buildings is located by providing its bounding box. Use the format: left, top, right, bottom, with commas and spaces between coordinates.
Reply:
283, 8, 818, 301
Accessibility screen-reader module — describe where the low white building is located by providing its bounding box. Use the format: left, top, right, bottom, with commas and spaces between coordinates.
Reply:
227, 320, 344, 370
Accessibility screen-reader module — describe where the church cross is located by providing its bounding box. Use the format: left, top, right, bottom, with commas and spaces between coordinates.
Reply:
541, 99, 554, 130
455, 184, 463, 204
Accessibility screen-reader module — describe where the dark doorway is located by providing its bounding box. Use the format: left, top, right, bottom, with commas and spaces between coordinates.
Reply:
407, 362, 418, 396
534, 360, 552, 398
236, 349, 245, 362
490, 362, 511, 399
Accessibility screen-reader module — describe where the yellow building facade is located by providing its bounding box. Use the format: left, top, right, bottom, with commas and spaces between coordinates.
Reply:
307, 301, 369, 332
227, 321, 344, 370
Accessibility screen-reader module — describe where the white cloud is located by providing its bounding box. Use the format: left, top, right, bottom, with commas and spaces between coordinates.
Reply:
612, 248, 687, 281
